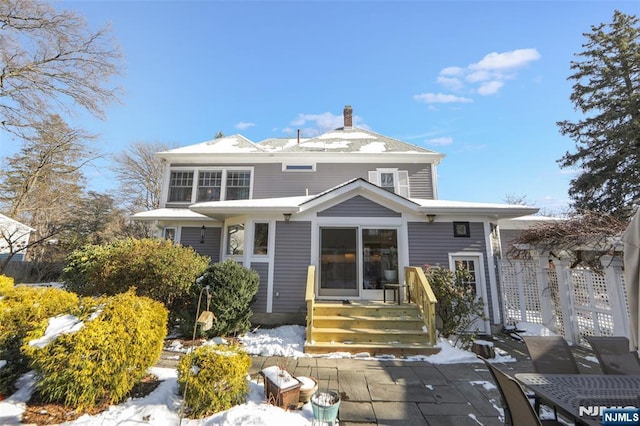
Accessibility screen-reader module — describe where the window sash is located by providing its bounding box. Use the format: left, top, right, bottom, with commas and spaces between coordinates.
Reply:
169, 171, 194, 202
226, 171, 251, 200
197, 171, 222, 201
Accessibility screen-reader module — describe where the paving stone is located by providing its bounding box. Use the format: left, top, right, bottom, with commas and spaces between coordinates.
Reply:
408, 364, 450, 386
454, 380, 503, 417
434, 363, 486, 381
363, 369, 395, 385
424, 414, 502, 425
418, 401, 479, 416
385, 366, 423, 385
429, 384, 466, 403
338, 370, 371, 401
338, 401, 377, 423
369, 383, 435, 402
371, 401, 428, 425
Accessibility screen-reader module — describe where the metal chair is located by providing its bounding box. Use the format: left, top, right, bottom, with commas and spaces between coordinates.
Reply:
586, 336, 640, 375
482, 359, 562, 426
522, 335, 580, 374
522, 335, 580, 418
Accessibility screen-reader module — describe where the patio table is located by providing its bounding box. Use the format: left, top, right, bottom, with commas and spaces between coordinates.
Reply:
515, 373, 640, 426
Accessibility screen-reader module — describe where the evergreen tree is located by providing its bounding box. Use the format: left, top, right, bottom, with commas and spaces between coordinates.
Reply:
557, 10, 640, 219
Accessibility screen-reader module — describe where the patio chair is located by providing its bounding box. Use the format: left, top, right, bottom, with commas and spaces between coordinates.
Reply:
482, 359, 563, 426
522, 335, 580, 418
522, 336, 580, 375
586, 336, 640, 375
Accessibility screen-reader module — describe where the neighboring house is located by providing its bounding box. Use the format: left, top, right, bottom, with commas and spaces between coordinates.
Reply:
0, 213, 34, 262
133, 106, 537, 333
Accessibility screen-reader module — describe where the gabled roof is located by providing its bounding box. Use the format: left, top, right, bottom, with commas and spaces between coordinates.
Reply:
187, 178, 537, 221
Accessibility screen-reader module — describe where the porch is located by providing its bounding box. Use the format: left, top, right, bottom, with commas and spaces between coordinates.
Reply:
304, 266, 441, 356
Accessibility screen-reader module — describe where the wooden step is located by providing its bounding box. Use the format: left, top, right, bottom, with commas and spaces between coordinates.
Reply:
311, 327, 429, 344
304, 341, 440, 357
306, 301, 440, 356
313, 315, 424, 329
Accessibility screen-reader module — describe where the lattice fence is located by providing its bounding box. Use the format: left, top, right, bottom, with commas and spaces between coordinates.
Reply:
497, 257, 629, 346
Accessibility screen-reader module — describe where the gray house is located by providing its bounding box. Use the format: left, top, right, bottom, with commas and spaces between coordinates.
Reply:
133, 106, 537, 335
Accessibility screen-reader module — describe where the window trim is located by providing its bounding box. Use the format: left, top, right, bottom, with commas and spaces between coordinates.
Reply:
167, 167, 254, 203
163, 227, 177, 242
253, 222, 269, 256
453, 221, 471, 238
282, 163, 316, 172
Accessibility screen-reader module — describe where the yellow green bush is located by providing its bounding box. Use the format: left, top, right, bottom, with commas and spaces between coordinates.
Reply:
0, 286, 81, 396
177, 344, 251, 417
0, 274, 14, 294
23, 289, 168, 409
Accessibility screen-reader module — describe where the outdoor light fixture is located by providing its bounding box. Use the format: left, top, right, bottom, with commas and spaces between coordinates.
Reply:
283, 213, 292, 222
426, 214, 436, 223
200, 225, 206, 243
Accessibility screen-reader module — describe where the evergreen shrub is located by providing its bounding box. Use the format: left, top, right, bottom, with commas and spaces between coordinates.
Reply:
0, 274, 14, 294
177, 344, 250, 417
193, 260, 259, 337
0, 286, 81, 396
23, 289, 168, 409
424, 265, 487, 347
61, 238, 210, 323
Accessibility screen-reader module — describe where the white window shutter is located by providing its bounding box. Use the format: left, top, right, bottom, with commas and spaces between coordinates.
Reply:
368, 171, 378, 185
397, 171, 409, 197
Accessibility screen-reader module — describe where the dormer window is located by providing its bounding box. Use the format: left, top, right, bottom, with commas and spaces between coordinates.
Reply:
368, 168, 410, 198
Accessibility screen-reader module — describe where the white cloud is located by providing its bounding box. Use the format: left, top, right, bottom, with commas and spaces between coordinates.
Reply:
437, 76, 464, 91
440, 66, 465, 76
426, 136, 453, 146
235, 122, 255, 130
470, 48, 541, 71
415, 48, 541, 105
477, 80, 504, 95
287, 111, 368, 136
413, 93, 473, 104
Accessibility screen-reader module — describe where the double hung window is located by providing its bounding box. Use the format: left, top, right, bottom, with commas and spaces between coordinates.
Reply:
168, 168, 252, 203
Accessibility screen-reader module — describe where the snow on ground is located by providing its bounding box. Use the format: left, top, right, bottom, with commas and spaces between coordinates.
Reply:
0, 324, 521, 425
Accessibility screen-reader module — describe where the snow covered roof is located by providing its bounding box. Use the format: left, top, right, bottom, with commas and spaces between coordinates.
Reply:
0, 213, 35, 232
158, 127, 442, 160
187, 179, 538, 221
498, 215, 564, 230
131, 208, 217, 222
158, 134, 265, 156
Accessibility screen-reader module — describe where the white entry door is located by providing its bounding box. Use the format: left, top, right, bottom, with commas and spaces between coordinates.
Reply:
449, 253, 490, 334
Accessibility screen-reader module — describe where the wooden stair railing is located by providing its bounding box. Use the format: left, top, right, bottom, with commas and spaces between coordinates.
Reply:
405, 266, 438, 346
305, 265, 316, 344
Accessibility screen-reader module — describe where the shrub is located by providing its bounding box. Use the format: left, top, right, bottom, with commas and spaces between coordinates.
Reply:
424, 265, 486, 347
192, 260, 259, 337
22, 289, 168, 409
0, 274, 14, 294
0, 286, 81, 396
61, 238, 210, 323
177, 344, 250, 417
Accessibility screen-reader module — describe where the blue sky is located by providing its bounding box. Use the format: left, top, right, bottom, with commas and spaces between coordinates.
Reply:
5, 1, 640, 213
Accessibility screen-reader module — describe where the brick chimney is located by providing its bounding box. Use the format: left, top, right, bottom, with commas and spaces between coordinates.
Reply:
343, 105, 353, 129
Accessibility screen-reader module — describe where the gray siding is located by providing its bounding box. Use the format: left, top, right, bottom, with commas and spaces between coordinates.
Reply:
273, 221, 312, 313
407, 222, 495, 321
252, 163, 434, 199
180, 226, 221, 263
250, 262, 269, 313
317, 195, 401, 217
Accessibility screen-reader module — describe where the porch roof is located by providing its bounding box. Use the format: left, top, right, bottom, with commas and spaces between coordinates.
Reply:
131, 208, 218, 222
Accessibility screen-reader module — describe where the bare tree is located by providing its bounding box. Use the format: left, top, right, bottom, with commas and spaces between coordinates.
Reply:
112, 141, 167, 213
0, 0, 122, 139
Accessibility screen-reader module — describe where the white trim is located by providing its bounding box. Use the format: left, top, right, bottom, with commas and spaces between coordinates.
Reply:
282, 163, 316, 172
166, 166, 255, 204
163, 227, 177, 242
483, 221, 501, 325
266, 220, 276, 313
448, 252, 491, 334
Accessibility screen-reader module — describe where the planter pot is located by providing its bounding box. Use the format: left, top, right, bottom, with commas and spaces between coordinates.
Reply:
384, 269, 397, 281
297, 376, 318, 403
311, 390, 340, 425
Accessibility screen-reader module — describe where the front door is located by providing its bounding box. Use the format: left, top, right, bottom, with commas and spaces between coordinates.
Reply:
319, 227, 359, 297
